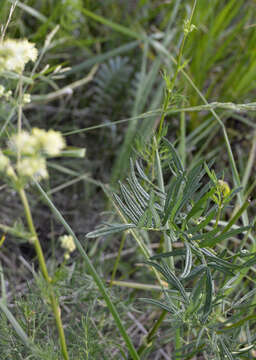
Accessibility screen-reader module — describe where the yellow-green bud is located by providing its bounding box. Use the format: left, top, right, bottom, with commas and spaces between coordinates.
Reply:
217, 180, 230, 197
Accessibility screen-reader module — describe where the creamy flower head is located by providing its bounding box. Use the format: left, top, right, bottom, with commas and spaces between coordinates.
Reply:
32, 128, 65, 156
0, 85, 5, 97
6, 165, 16, 179
0, 39, 38, 73
0, 151, 10, 172
0, 85, 12, 100
23, 93, 31, 104
17, 157, 48, 180
59, 235, 76, 259
10, 131, 38, 155
10, 128, 65, 156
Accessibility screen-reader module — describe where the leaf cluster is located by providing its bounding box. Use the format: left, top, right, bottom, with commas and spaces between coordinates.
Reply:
87, 138, 255, 358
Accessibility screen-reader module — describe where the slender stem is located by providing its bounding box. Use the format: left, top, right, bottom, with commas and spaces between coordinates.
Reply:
175, 326, 182, 359
110, 232, 126, 286
49, 293, 69, 360
17, 75, 23, 164
214, 199, 223, 229
144, 3, 197, 352
18, 188, 69, 360
137, 310, 167, 356
19, 189, 50, 282
154, 137, 174, 268
179, 99, 186, 167
157, 0, 197, 139
15, 70, 69, 359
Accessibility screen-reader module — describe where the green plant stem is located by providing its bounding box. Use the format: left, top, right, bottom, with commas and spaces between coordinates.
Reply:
157, 0, 197, 139
179, 100, 186, 167
175, 326, 182, 359
215, 202, 222, 229
137, 310, 167, 356
145, 1, 197, 347
18, 188, 69, 360
110, 232, 126, 286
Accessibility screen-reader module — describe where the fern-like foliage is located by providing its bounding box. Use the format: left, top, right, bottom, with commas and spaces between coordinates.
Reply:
89, 56, 134, 118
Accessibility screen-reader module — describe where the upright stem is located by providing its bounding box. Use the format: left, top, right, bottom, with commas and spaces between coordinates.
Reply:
18, 188, 69, 360
179, 99, 186, 167
157, 0, 197, 139
110, 232, 126, 286
137, 310, 167, 356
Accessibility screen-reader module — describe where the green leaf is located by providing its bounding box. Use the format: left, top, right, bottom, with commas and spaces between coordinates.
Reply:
183, 344, 206, 360
202, 268, 213, 321
64, 41, 139, 76
0, 300, 30, 347
150, 249, 185, 260
184, 264, 206, 282
82, 8, 144, 40
189, 272, 206, 306
127, 161, 148, 208
140, 298, 175, 314
163, 137, 184, 174
192, 226, 219, 240
218, 314, 256, 332
233, 288, 256, 308
119, 182, 144, 218
204, 162, 217, 184
60, 147, 86, 158
189, 207, 217, 234
146, 261, 188, 303
113, 193, 139, 224
220, 198, 250, 234
163, 174, 184, 225
181, 242, 192, 278
148, 191, 161, 228
2, 71, 34, 84
135, 160, 151, 183
199, 226, 251, 248
185, 187, 215, 225
207, 262, 234, 276
218, 338, 234, 360
201, 248, 239, 270
161, 262, 188, 303
239, 255, 256, 268
86, 223, 136, 238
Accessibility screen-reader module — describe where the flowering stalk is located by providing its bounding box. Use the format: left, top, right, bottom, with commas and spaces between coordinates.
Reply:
13, 46, 69, 358
18, 187, 69, 360
0, 36, 73, 358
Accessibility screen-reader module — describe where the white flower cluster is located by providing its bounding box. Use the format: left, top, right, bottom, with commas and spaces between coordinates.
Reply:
0, 39, 38, 73
10, 128, 65, 157
183, 19, 197, 35
17, 157, 48, 179
59, 235, 76, 260
0, 128, 66, 183
0, 151, 10, 172
23, 93, 31, 104
31, 128, 66, 156
0, 85, 12, 100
